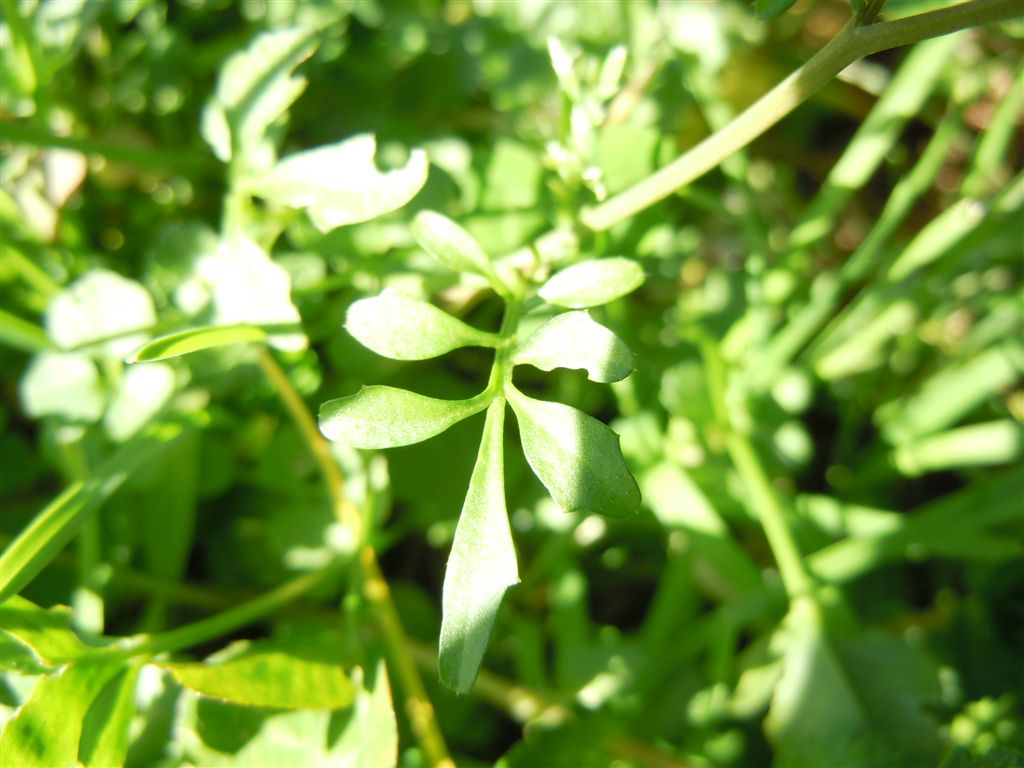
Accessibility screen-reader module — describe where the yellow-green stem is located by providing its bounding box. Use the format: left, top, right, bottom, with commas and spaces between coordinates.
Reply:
256, 348, 454, 768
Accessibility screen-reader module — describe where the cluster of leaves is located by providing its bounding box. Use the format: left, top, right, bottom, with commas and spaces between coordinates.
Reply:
1, 1, 1022, 767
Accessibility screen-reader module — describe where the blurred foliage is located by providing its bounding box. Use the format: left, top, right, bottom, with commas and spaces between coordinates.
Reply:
1, 0, 1022, 767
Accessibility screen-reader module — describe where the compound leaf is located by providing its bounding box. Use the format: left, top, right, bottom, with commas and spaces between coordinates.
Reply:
320, 386, 488, 449
346, 290, 499, 361
512, 311, 635, 383
507, 386, 640, 518
252, 134, 429, 231
538, 257, 644, 309
440, 399, 518, 693
163, 639, 355, 710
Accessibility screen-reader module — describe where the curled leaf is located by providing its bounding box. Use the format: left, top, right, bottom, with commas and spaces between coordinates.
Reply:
512, 311, 635, 382
346, 290, 499, 361
129, 324, 268, 362
319, 386, 489, 449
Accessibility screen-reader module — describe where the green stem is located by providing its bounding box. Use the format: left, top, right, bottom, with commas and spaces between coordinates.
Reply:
83, 563, 345, 664
256, 348, 454, 768
702, 341, 814, 598
1, 120, 213, 174
581, 0, 1023, 231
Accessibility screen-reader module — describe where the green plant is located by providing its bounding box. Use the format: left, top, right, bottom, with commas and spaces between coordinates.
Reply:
2, 0, 1022, 766
320, 217, 644, 691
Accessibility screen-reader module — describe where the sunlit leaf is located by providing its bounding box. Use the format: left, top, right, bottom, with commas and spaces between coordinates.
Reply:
0, 661, 123, 767
201, 27, 317, 162
130, 324, 269, 362
46, 268, 156, 356
20, 351, 104, 422
79, 664, 141, 768
104, 362, 176, 442
411, 210, 502, 288
440, 399, 518, 693
330, 661, 398, 768
164, 639, 355, 710
512, 311, 635, 383
538, 257, 645, 309
195, 234, 306, 352
507, 386, 640, 518
319, 386, 488, 449
346, 290, 499, 361
252, 134, 429, 231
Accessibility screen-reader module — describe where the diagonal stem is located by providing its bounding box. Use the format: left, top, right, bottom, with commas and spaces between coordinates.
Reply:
257, 348, 454, 768
581, 0, 1023, 231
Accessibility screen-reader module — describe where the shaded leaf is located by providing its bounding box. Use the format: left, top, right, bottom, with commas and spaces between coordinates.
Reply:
319, 386, 488, 449
0, 309, 52, 353
0, 597, 91, 668
129, 324, 268, 362
512, 311, 635, 383
0, 661, 123, 767
0, 421, 186, 603
411, 210, 502, 288
507, 386, 640, 518
753, 0, 798, 20
538, 257, 644, 309
79, 664, 141, 768
766, 598, 942, 767
253, 134, 428, 231
440, 399, 518, 693
346, 290, 499, 361
163, 639, 355, 710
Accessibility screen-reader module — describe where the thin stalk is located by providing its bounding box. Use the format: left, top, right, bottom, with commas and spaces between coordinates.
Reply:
702, 340, 814, 598
581, 0, 1023, 231
256, 348, 454, 768
82, 563, 344, 664
1, 120, 214, 174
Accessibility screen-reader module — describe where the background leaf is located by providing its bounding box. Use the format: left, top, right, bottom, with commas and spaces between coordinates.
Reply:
252, 134, 429, 231
164, 639, 355, 710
